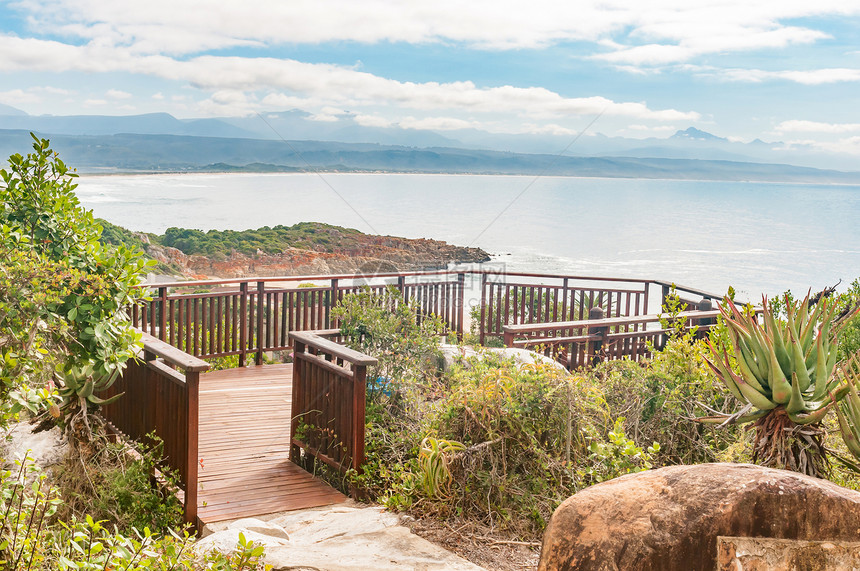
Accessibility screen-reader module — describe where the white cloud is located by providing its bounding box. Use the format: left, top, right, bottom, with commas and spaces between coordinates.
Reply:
596, 24, 828, 66
0, 36, 699, 123
83, 98, 107, 106
779, 136, 860, 155
353, 114, 392, 128
720, 67, 860, 84
32, 86, 71, 95
774, 120, 860, 133
0, 85, 73, 104
106, 88, 132, 99
197, 90, 258, 116
627, 124, 677, 132
7, 0, 860, 65
0, 89, 34, 104
522, 123, 578, 136
308, 113, 339, 122
152, 92, 164, 99
398, 116, 478, 131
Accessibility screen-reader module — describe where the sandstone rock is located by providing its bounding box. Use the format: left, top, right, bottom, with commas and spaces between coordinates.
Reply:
195, 527, 290, 557
717, 536, 860, 570
226, 518, 290, 541
538, 463, 860, 571
201, 504, 485, 571
2, 422, 67, 470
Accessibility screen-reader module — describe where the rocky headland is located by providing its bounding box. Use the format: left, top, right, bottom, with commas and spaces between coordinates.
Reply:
101, 221, 490, 280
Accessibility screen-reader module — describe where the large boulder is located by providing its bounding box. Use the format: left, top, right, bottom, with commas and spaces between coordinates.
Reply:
539, 463, 860, 571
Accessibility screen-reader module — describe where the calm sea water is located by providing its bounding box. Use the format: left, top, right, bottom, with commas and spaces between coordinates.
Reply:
75, 173, 860, 300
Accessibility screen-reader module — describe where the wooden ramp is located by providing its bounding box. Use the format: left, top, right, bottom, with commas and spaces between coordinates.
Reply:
196, 364, 346, 526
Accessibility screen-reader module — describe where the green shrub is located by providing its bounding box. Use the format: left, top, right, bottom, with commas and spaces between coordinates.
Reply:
54, 433, 184, 534
333, 286, 445, 404
0, 135, 151, 436
593, 333, 745, 467
1, 457, 271, 570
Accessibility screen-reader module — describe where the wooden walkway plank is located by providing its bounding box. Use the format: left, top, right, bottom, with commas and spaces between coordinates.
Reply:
195, 364, 346, 526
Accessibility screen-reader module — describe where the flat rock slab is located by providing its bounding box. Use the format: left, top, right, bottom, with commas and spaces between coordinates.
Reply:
2, 422, 67, 469
199, 502, 486, 571
718, 536, 860, 570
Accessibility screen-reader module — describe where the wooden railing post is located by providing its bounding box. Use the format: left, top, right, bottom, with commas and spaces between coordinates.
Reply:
256, 281, 265, 365
290, 339, 305, 464
239, 281, 248, 367
352, 364, 367, 471
696, 298, 714, 339
587, 306, 607, 367
328, 278, 339, 329
158, 287, 168, 341
479, 273, 488, 346
661, 283, 672, 311
184, 369, 199, 530
456, 273, 466, 340
397, 275, 407, 303
643, 282, 651, 315
503, 328, 514, 347
561, 278, 569, 320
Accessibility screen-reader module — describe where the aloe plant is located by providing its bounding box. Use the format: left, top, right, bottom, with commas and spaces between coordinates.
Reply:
835, 356, 860, 460
702, 293, 857, 477
417, 437, 465, 499
55, 361, 124, 438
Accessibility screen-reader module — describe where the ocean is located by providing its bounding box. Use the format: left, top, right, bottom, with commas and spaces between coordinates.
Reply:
75, 172, 860, 300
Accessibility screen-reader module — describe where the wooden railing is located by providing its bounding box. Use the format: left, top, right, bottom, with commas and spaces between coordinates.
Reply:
289, 331, 377, 475
99, 331, 210, 528
133, 270, 724, 367
503, 305, 719, 369
478, 272, 655, 346
133, 271, 466, 364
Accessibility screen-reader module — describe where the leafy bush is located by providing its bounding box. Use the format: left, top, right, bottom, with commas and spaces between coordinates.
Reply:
161, 222, 365, 257
0, 135, 151, 435
593, 334, 744, 467
1, 457, 271, 570
54, 433, 184, 534
333, 286, 445, 404
329, 287, 445, 502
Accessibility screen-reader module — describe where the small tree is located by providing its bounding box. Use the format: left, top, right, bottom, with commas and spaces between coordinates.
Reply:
0, 134, 150, 436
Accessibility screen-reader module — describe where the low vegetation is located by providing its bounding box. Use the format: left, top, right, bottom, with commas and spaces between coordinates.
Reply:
98, 219, 370, 259
327, 284, 860, 542
0, 136, 271, 569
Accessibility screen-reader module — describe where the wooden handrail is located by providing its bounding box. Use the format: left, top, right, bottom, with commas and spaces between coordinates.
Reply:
652, 280, 724, 301
143, 269, 673, 291
138, 331, 211, 372
289, 331, 378, 366
144, 269, 469, 290
502, 309, 722, 335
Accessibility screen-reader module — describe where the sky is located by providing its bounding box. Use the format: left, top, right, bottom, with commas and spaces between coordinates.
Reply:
1, 0, 860, 154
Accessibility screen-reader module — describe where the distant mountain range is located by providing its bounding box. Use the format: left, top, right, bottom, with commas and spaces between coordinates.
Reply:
0, 105, 858, 182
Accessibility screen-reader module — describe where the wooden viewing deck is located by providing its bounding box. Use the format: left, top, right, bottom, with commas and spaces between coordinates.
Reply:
196, 364, 346, 526
104, 270, 726, 528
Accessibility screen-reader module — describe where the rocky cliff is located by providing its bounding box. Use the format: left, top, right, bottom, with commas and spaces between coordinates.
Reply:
138, 231, 490, 280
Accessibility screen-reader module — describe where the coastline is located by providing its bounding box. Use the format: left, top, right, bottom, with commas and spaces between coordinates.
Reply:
76, 169, 860, 187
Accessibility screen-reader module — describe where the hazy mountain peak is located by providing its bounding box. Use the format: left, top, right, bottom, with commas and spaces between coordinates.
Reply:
0, 103, 27, 116
671, 127, 726, 142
